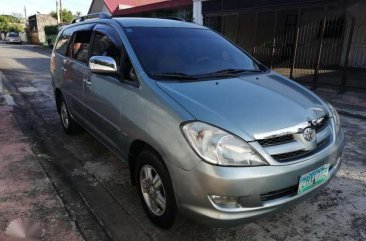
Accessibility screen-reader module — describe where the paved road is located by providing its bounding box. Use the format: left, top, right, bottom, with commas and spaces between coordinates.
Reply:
0, 104, 85, 241
0, 43, 366, 241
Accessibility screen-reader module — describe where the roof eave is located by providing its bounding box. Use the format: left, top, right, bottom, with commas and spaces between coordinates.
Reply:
113, 0, 192, 16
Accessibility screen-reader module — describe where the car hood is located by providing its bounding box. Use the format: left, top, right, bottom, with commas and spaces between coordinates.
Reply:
156, 72, 329, 141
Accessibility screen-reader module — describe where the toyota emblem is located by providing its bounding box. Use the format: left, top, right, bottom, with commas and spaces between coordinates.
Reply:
303, 127, 316, 141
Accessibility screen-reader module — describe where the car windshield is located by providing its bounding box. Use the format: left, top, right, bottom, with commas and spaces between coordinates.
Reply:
8, 33, 19, 37
124, 27, 262, 80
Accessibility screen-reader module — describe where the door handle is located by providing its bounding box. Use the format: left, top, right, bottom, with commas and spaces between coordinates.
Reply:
84, 79, 92, 86
83, 72, 91, 86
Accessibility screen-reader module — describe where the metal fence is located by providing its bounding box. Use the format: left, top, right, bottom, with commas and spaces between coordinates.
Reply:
205, 8, 366, 92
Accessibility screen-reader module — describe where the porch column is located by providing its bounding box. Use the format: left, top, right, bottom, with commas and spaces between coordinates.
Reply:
192, 0, 203, 25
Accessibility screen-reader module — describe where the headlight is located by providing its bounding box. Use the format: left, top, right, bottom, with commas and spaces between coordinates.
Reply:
181, 122, 268, 166
329, 104, 340, 135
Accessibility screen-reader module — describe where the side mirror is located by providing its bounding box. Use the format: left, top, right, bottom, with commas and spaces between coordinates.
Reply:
89, 56, 117, 74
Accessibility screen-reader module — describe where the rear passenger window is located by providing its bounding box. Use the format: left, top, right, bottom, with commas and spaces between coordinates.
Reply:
55, 29, 72, 55
91, 33, 121, 66
68, 31, 92, 64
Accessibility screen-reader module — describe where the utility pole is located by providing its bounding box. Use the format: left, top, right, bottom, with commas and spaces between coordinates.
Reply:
56, 0, 61, 24
24, 6, 27, 25
60, 0, 63, 23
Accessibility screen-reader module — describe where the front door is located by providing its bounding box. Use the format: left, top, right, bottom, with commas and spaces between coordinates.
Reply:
84, 26, 125, 151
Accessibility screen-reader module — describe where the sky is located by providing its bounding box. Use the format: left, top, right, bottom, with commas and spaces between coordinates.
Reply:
0, 0, 93, 18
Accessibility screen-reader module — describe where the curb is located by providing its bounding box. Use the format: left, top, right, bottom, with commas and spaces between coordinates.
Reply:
0, 71, 16, 106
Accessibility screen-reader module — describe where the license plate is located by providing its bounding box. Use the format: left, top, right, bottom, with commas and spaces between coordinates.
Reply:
298, 164, 329, 194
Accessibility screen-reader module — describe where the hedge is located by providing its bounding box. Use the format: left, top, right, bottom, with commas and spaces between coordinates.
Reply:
44, 25, 58, 35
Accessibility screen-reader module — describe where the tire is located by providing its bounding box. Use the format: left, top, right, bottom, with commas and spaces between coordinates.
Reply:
59, 96, 82, 135
135, 149, 177, 229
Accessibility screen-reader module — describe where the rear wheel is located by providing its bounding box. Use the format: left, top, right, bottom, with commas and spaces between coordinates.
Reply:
135, 149, 177, 229
59, 97, 82, 135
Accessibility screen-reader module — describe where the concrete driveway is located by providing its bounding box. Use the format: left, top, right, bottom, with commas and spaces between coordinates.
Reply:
0, 43, 365, 241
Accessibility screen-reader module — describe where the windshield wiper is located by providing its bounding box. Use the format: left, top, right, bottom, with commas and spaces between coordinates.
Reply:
152, 69, 264, 80
203, 68, 262, 77
152, 72, 198, 80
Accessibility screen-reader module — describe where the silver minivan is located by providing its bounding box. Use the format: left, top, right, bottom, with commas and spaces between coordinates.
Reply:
51, 14, 344, 228
5, 32, 22, 44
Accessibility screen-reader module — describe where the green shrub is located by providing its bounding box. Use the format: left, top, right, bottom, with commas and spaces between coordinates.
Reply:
44, 25, 58, 35
0, 15, 24, 33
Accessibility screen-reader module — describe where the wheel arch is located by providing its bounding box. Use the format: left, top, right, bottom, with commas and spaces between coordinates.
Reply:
128, 140, 167, 186
55, 88, 62, 114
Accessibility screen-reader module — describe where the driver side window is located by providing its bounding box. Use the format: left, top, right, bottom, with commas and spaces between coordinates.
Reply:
91, 33, 121, 66
91, 31, 137, 84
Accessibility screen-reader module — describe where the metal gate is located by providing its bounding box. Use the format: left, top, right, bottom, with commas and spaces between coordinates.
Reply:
204, 7, 366, 92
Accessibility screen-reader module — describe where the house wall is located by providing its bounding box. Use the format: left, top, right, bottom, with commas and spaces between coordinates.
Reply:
124, 6, 193, 21
36, 15, 58, 44
28, 14, 57, 44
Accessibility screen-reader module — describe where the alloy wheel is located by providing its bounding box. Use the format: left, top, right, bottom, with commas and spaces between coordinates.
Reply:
140, 165, 166, 216
60, 102, 69, 129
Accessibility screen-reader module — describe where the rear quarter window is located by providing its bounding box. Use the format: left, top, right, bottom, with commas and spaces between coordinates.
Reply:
55, 28, 73, 56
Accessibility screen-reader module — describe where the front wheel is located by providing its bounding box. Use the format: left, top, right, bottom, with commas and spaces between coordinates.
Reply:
135, 149, 177, 229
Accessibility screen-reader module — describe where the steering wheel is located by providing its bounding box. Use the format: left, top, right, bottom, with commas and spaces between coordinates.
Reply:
195, 56, 211, 64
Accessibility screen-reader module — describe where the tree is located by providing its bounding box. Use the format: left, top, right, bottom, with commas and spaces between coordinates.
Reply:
50, 9, 74, 23
8, 23, 24, 33
0, 15, 24, 34
0, 15, 21, 24
75, 11, 82, 17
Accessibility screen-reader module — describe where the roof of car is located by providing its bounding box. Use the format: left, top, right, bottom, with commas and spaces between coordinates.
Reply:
113, 17, 207, 29
114, 17, 207, 29
72, 17, 206, 28
64, 16, 208, 32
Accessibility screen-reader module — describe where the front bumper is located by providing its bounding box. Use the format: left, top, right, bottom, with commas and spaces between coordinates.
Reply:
171, 130, 344, 226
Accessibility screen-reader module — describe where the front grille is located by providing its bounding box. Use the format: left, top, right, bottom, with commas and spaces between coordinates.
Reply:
272, 150, 308, 162
257, 115, 328, 147
260, 185, 298, 202
257, 135, 294, 147
272, 138, 329, 162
